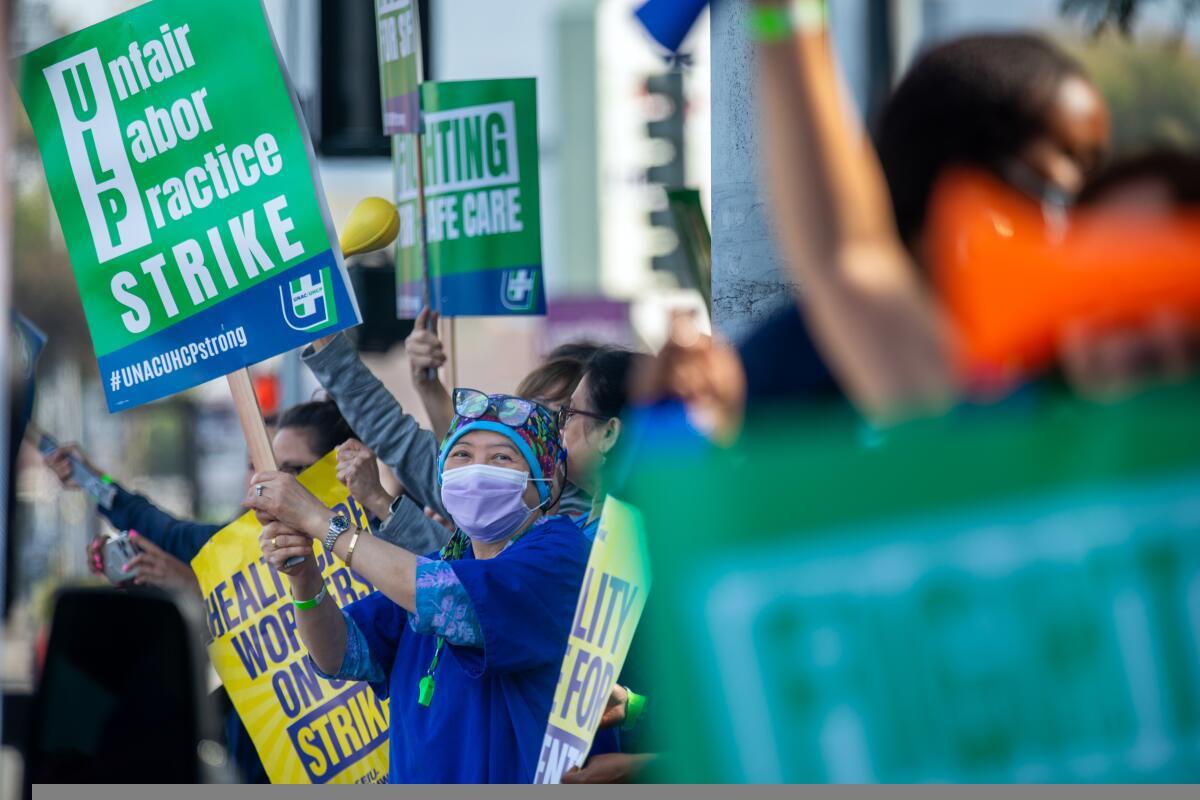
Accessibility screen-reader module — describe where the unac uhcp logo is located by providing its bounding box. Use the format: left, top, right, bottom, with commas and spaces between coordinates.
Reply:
501, 268, 538, 312
281, 265, 339, 332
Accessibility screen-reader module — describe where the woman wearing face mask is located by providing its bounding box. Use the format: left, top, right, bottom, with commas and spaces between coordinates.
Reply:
246, 393, 594, 784
303, 326, 599, 550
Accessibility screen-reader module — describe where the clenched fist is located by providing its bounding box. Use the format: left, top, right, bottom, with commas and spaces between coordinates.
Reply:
336, 439, 394, 520
405, 306, 446, 385
244, 470, 333, 540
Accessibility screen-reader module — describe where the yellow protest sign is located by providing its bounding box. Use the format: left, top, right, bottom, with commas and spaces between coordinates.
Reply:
191, 452, 389, 784
532, 497, 652, 783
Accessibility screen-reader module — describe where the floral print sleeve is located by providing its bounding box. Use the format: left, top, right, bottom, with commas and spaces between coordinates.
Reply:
409, 556, 483, 647
309, 611, 386, 684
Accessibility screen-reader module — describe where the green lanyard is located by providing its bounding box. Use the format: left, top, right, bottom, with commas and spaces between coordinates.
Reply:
418, 639, 444, 707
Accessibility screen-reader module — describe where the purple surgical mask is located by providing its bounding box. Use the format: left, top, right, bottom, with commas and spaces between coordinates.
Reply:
441, 464, 543, 543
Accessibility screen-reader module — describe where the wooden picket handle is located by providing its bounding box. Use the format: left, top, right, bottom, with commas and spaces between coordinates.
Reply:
227, 367, 276, 472
441, 314, 458, 390
227, 367, 309, 567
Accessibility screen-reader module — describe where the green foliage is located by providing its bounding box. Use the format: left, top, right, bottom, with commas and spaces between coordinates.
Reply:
1061, 0, 1200, 34
1070, 34, 1200, 153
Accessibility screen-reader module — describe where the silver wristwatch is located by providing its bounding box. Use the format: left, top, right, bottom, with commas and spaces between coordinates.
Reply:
323, 513, 351, 553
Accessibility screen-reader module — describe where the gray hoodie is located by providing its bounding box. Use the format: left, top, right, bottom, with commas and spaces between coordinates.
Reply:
302, 333, 450, 555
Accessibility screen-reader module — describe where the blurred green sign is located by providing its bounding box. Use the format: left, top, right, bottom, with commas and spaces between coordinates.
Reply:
375, 0, 421, 134
621, 385, 1200, 783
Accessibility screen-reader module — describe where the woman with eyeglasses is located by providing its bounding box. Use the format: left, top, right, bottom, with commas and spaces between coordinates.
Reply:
301, 325, 601, 550
245, 393, 595, 783
540, 346, 664, 784
555, 348, 649, 536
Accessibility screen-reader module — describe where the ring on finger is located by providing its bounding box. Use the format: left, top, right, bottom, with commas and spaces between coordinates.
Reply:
255, 483, 264, 497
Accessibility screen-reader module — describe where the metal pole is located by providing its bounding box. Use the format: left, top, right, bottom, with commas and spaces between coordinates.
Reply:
710, 0, 794, 342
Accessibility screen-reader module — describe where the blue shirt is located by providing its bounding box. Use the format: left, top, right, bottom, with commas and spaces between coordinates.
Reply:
573, 513, 601, 542
737, 305, 841, 406
324, 515, 592, 783
100, 486, 220, 562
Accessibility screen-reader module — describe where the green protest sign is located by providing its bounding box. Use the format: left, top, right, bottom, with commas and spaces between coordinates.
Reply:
16, 0, 359, 411
394, 78, 545, 318
619, 384, 1200, 783
375, 0, 422, 135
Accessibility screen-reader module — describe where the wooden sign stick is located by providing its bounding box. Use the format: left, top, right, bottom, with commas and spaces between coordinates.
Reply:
227, 367, 309, 567
227, 367, 276, 473
441, 314, 459, 390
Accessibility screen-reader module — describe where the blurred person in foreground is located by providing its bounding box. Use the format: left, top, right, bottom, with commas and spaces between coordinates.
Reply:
736, 24, 1113, 415
646, 8, 1200, 430
247, 394, 608, 783
1052, 148, 1200, 396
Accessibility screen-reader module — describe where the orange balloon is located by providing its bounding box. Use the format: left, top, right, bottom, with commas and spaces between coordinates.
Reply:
927, 168, 1200, 379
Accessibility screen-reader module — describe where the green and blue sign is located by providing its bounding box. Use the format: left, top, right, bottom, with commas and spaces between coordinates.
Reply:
375, 0, 422, 135
16, 0, 359, 411
393, 78, 545, 318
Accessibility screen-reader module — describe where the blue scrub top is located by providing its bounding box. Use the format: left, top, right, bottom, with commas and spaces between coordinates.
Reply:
344, 514, 592, 783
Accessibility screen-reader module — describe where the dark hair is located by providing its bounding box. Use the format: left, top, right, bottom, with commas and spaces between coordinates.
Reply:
1077, 148, 1200, 207
277, 399, 355, 458
516, 356, 588, 405
545, 341, 602, 364
876, 33, 1089, 246
581, 347, 649, 421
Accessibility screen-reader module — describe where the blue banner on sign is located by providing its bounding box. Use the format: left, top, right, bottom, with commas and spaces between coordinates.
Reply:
399, 265, 545, 317
97, 249, 358, 411
384, 88, 422, 135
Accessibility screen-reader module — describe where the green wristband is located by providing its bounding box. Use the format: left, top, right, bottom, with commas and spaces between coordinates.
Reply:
746, 1, 828, 41
292, 583, 327, 611
101, 473, 114, 485
747, 5, 792, 42
621, 688, 647, 731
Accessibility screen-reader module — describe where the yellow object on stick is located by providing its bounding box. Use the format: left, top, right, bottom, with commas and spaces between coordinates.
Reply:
339, 197, 400, 258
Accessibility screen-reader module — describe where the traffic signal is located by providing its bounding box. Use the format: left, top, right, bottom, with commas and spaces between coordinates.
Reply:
643, 70, 688, 281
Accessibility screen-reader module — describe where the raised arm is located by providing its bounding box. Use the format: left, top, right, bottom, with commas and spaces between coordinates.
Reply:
405, 307, 455, 438
301, 332, 448, 515
44, 444, 217, 561
248, 472, 420, 613
753, 0, 954, 417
